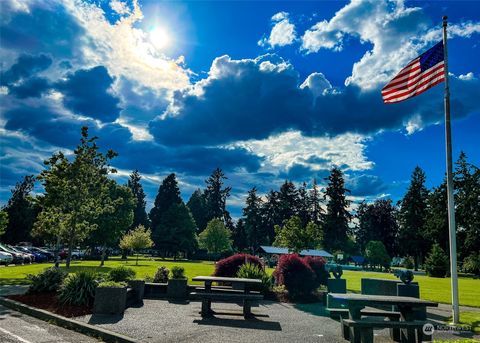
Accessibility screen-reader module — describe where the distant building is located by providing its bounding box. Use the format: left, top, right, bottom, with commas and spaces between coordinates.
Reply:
257, 246, 333, 266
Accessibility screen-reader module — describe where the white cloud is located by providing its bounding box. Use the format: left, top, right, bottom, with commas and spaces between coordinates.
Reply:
64, 0, 191, 92
230, 130, 373, 175
110, 0, 130, 15
301, 0, 480, 90
300, 72, 332, 97
259, 12, 296, 48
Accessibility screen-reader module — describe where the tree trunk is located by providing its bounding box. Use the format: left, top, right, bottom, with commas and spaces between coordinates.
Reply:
54, 235, 61, 268
66, 238, 73, 269
99, 245, 106, 267
414, 254, 419, 271
136, 252, 139, 266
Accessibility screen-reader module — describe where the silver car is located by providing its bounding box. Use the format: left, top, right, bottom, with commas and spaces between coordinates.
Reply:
0, 251, 13, 265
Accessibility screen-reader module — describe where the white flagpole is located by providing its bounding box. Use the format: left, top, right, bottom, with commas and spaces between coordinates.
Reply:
442, 15, 460, 324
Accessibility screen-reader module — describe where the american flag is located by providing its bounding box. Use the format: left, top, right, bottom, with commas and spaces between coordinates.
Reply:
382, 41, 445, 104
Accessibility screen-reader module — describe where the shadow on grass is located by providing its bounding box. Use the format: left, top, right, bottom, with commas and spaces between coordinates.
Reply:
294, 302, 330, 318
193, 316, 281, 331
0, 278, 30, 286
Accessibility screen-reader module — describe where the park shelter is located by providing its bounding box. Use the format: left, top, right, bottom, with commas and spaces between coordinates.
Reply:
258, 246, 333, 259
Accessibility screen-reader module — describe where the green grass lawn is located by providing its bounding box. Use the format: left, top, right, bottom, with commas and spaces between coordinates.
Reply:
1, 257, 480, 308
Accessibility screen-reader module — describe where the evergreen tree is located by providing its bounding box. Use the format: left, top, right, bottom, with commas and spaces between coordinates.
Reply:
204, 168, 231, 224
232, 218, 248, 251
35, 127, 117, 268
2, 175, 38, 244
261, 190, 281, 244
187, 189, 208, 232
155, 203, 197, 258
454, 152, 480, 261
355, 199, 398, 256
424, 180, 449, 253
309, 178, 323, 226
323, 167, 352, 252
149, 173, 182, 233
297, 182, 311, 227
243, 187, 264, 251
398, 166, 429, 270
127, 170, 149, 229
0, 210, 8, 236
278, 181, 299, 223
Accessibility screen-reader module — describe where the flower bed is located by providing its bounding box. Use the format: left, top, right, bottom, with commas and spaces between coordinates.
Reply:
8, 292, 92, 317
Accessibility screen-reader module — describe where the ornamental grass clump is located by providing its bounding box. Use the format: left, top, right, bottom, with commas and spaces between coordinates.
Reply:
214, 253, 263, 277
27, 267, 67, 294
108, 265, 136, 282
58, 271, 98, 306
170, 266, 186, 279
237, 262, 272, 294
153, 266, 169, 283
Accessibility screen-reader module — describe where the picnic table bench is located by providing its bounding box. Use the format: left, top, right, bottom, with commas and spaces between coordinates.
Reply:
329, 293, 438, 343
191, 276, 264, 319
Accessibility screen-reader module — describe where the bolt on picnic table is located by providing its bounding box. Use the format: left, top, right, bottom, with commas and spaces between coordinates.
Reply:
328, 293, 438, 343
191, 276, 264, 319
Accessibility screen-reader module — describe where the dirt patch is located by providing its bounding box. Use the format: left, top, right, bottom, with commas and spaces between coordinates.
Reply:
8, 292, 92, 317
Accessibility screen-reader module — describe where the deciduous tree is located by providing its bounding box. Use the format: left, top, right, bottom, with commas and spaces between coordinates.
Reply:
119, 225, 154, 265
198, 218, 232, 254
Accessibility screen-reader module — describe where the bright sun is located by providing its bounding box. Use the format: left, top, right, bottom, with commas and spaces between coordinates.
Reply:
149, 27, 170, 49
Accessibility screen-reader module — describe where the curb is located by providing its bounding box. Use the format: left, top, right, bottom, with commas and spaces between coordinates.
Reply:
0, 297, 139, 343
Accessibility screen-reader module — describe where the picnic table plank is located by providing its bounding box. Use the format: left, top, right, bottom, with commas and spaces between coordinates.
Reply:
328, 293, 438, 307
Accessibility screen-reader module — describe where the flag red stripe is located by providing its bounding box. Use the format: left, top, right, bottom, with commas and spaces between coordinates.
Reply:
383, 71, 444, 101
385, 60, 421, 85
383, 75, 445, 103
381, 62, 444, 97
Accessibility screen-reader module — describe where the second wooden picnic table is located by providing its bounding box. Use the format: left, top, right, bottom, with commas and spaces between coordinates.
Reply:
191, 276, 263, 319
329, 293, 438, 343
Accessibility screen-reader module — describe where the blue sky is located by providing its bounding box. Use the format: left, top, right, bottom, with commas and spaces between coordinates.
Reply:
1, 0, 479, 218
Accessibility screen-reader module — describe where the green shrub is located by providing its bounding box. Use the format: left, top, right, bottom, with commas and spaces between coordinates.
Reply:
108, 266, 136, 282
58, 271, 98, 306
237, 262, 272, 294
98, 281, 127, 288
425, 244, 448, 277
463, 253, 480, 276
170, 266, 185, 279
153, 266, 169, 283
403, 256, 415, 269
27, 267, 67, 294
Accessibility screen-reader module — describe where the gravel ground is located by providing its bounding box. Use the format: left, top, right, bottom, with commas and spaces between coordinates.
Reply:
75, 299, 480, 343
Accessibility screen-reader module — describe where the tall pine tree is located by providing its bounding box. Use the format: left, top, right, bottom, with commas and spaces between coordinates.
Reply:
127, 170, 149, 229
278, 181, 299, 223
204, 168, 231, 224
398, 166, 429, 270
261, 190, 281, 244
149, 173, 182, 230
243, 187, 264, 252
187, 189, 208, 232
232, 218, 248, 251
2, 175, 38, 244
309, 178, 323, 226
323, 167, 351, 252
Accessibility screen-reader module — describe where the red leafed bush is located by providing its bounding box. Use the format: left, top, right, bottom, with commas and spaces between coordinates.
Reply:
274, 254, 316, 298
214, 253, 264, 277
303, 256, 329, 287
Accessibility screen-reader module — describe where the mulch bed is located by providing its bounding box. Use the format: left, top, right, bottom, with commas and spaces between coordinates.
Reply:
8, 292, 92, 317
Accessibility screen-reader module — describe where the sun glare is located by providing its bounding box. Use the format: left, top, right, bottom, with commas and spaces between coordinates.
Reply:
149, 27, 170, 49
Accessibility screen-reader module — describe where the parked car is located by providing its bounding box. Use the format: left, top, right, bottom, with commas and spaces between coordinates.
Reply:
0, 251, 13, 265
0, 243, 24, 264
28, 247, 54, 261
7, 245, 34, 263
15, 246, 47, 263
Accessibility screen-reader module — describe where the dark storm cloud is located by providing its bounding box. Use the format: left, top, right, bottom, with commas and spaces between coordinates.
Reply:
1, 54, 52, 85
9, 77, 51, 98
55, 66, 121, 122
347, 174, 388, 197
149, 55, 480, 146
114, 142, 263, 175
0, 2, 84, 59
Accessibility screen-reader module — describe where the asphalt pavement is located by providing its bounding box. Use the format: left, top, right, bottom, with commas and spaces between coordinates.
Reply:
0, 304, 100, 343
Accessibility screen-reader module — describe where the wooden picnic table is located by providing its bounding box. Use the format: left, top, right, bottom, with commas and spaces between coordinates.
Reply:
329, 293, 438, 343
191, 276, 263, 319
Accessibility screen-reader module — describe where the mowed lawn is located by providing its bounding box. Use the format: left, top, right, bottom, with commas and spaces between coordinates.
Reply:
1, 257, 479, 308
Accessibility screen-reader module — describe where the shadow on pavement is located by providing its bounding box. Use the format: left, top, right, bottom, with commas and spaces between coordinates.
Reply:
193, 316, 282, 331
294, 302, 331, 318
88, 313, 124, 324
